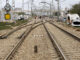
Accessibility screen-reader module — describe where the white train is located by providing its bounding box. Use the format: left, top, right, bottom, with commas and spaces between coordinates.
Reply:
66, 14, 80, 26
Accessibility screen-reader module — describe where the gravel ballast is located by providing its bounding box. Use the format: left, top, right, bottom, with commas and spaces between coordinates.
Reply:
12, 25, 59, 60
46, 22, 80, 60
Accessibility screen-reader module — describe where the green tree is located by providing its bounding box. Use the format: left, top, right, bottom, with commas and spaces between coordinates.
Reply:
18, 12, 25, 15
70, 3, 80, 16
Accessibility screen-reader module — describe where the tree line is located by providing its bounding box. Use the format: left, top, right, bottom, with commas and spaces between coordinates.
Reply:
69, 3, 80, 16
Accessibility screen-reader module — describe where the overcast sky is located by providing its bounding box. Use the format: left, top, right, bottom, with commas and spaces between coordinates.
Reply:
0, 0, 80, 10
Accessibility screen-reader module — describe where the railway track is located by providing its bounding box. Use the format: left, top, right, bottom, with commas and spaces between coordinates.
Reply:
43, 22, 68, 60
5, 20, 68, 60
0, 19, 43, 60
0, 20, 41, 39
0, 20, 32, 39
4, 21, 43, 60
0, 24, 30, 60
45, 21, 80, 60
0, 18, 40, 39
49, 21, 80, 41
3, 19, 80, 60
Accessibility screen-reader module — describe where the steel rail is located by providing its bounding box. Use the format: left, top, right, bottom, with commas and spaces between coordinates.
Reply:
49, 22, 80, 41
4, 24, 33, 60
0, 21, 29, 39
43, 22, 68, 60
18, 22, 44, 39
4, 21, 43, 60
0, 21, 42, 39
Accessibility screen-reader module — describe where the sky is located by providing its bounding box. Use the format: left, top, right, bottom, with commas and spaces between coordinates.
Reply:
60, 0, 80, 9
0, 0, 80, 10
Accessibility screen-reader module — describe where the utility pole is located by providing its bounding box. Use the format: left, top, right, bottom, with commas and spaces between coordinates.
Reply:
50, 0, 53, 18
0, 0, 2, 21
58, 0, 60, 21
40, 2, 52, 17
52, 0, 53, 14
56, 0, 60, 21
6, 0, 9, 3
50, 3, 52, 18
52, 0, 54, 17
31, 0, 34, 16
0, 0, 2, 10
12, 0, 15, 21
28, 3, 29, 12
12, 0, 15, 10
22, 0, 24, 11
22, 0, 24, 20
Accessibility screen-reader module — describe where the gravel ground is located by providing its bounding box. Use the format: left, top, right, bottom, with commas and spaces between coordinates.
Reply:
46, 22, 80, 60
0, 29, 12, 36
0, 19, 42, 60
0, 19, 34, 36
53, 21, 80, 39
0, 25, 31, 60
11, 25, 59, 60
0, 19, 36, 60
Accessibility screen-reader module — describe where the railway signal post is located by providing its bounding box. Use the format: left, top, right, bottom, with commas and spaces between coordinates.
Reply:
1, 0, 13, 22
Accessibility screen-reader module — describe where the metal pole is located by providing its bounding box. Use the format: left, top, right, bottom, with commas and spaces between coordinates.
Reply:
0, 0, 2, 21
28, 3, 29, 12
31, 0, 34, 16
52, 0, 54, 18
50, 4, 51, 18
12, 0, 15, 21
12, 0, 15, 10
22, 0, 24, 20
22, 0, 24, 11
6, 0, 9, 3
0, 0, 2, 11
57, 0, 60, 21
